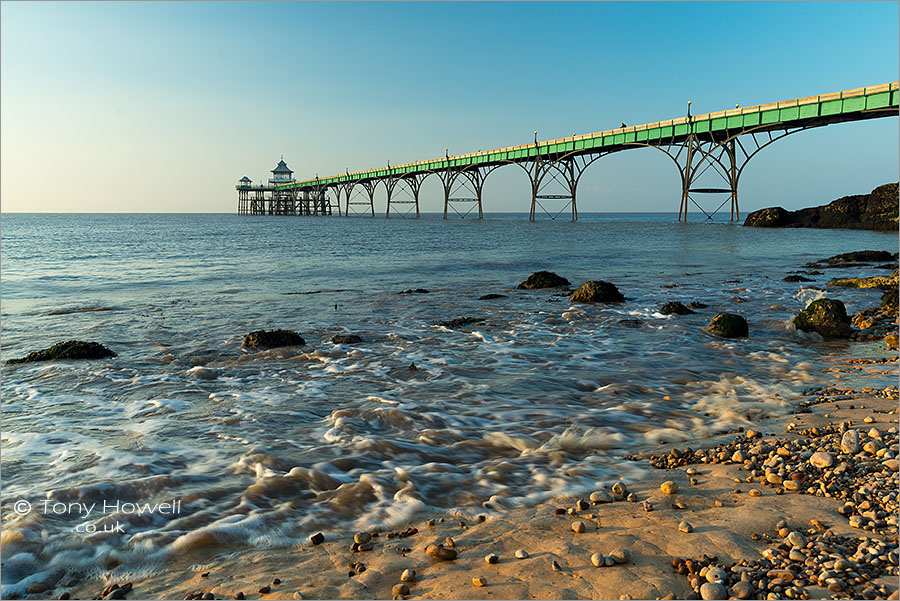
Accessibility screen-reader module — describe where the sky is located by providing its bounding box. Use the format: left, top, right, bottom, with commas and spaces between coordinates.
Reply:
1, 1, 898, 214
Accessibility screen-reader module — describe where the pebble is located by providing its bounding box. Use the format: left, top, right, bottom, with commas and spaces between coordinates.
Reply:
748, 489, 762, 497
714, 500, 724, 507
686, 467, 698, 475
700, 581, 728, 600
786, 531, 806, 548
571, 520, 586, 533
292, 594, 303, 601
660, 481, 678, 494
551, 560, 563, 571
472, 577, 487, 587
809, 451, 834, 468
485, 553, 499, 564
590, 553, 604, 567
679, 521, 694, 533
354, 532, 371, 544
864, 416, 875, 423
515, 549, 529, 559
612, 481, 628, 495
444, 536, 455, 548
392, 583, 410, 596
234, 594, 245, 600
608, 549, 631, 564
309, 532, 324, 545
590, 490, 613, 504
258, 585, 271, 594
576, 498, 589, 511
731, 581, 754, 599
401, 569, 415, 582
425, 544, 458, 561
841, 429, 860, 454
783, 480, 800, 491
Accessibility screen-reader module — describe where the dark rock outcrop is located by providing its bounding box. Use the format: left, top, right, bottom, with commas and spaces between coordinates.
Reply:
706, 313, 748, 338
330, 334, 362, 344
5, 340, 116, 365
882, 289, 898, 312
743, 183, 898, 231
478, 293, 507, 300
783, 274, 814, 283
242, 329, 305, 349
569, 281, 624, 303
438, 317, 485, 329
398, 288, 430, 294
793, 299, 851, 338
687, 301, 708, 309
660, 301, 694, 315
517, 271, 570, 290
821, 250, 897, 265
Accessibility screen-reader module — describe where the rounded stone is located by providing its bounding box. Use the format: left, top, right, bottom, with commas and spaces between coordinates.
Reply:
515, 549, 529, 559
809, 452, 833, 468
706, 566, 726, 583
748, 489, 762, 497
706, 313, 749, 338
401, 569, 415, 582
354, 532, 372, 545
612, 481, 628, 495
731, 581, 754, 599
793, 299, 851, 338
472, 577, 487, 587
569, 280, 625, 303
392, 583, 410, 596
608, 549, 631, 564
590, 553, 604, 567
786, 531, 806, 548
679, 521, 694, 533
841, 430, 860, 455
783, 480, 800, 492
590, 490, 613, 504
660, 481, 678, 494
485, 553, 499, 564
700, 581, 728, 600
571, 521, 586, 533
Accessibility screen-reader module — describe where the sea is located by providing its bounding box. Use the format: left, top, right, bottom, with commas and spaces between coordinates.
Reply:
0, 212, 896, 594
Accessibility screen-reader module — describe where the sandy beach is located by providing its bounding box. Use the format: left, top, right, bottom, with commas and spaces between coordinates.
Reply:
56, 352, 898, 601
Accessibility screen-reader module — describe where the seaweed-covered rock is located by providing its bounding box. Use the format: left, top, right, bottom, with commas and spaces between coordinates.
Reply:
827, 269, 898, 290
743, 183, 899, 231
706, 313, 748, 338
569, 281, 624, 303
821, 250, 896, 265
783, 274, 814, 283
5, 340, 116, 365
330, 334, 362, 344
242, 329, 305, 349
660, 301, 694, 315
793, 299, 851, 338
517, 271, 570, 290
882, 288, 898, 311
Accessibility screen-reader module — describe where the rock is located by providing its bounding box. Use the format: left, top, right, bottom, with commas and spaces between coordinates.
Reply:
571, 521, 585, 533
731, 581, 754, 599
660, 481, 678, 494
258, 586, 271, 594
820, 249, 897, 265
617, 318, 644, 328
356, 542, 374, 552
479, 293, 507, 300
767, 569, 795, 582
392, 583, 410, 596
485, 553, 499, 564
783, 275, 814, 282
515, 549, 529, 559
590, 553, 605, 567
687, 301, 708, 309
783, 480, 800, 491
810, 451, 834, 468
569, 280, 624, 303
518, 271, 570, 289
401, 569, 415, 583
331, 335, 362, 344
706, 313, 748, 338
398, 288, 429, 294
575, 498, 589, 511
706, 566, 726, 583
766, 473, 783, 485
187, 366, 221, 380
551, 560, 563, 572
27, 583, 50, 595
354, 532, 372, 545
309, 532, 324, 545
742, 183, 899, 231
472, 577, 487, 587
793, 298, 851, 338
291, 594, 302, 601
827, 274, 897, 289
788, 549, 807, 562
242, 329, 305, 349
700, 581, 728, 600
679, 521, 693, 533
611, 481, 628, 495
864, 439, 884, 454
841, 429, 860, 454
608, 549, 631, 564
438, 317, 485, 329
882, 289, 898, 311
748, 489, 762, 497
590, 490, 613, 504
786, 531, 806, 547
660, 301, 694, 315
883, 459, 899, 472
6, 340, 116, 365
425, 544, 457, 561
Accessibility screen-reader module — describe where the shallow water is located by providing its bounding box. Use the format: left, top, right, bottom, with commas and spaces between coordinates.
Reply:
0, 212, 895, 593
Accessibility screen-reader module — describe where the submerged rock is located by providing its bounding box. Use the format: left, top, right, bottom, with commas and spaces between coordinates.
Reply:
517, 271, 570, 289
706, 313, 748, 338
793, 299, 851, 338
5, 340, 116, 365
660, 301, 694, 315
742, 183, 898, 231
242, 329, 305, 349
330, 334, 363, 344
478, 293, 507, 300
398, 288, 430, 294
569, 281, 624, 303
782, 274, 814, 282
820, 249, 897, 265
437, 317, 485, 329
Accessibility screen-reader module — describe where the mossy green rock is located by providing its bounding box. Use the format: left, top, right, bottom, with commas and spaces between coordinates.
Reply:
5, 340, 116, 365
242, 329, 305, 349
569, 281, 624, 303
706, 313, 748, 338
517, 271, 570, 289
793, 299, 851, 338
882, 288, 898, 311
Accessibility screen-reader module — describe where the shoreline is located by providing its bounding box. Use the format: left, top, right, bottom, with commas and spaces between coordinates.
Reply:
55, 363, 897, 601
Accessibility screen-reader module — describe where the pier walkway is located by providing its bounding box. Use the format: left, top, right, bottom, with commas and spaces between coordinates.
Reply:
241, 82, 898, 221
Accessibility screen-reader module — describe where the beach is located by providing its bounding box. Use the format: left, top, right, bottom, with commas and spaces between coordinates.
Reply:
1, 213, 897, 600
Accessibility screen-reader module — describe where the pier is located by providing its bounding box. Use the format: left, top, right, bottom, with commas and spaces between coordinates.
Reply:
237, 82, 898, 221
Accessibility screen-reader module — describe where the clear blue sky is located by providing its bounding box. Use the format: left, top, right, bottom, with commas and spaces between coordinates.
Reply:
1, 1, 897, 213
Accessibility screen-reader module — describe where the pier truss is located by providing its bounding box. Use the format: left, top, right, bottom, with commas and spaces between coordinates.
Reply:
246, 82, 897, 221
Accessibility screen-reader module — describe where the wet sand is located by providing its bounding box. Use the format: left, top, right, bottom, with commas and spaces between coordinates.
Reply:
66, 362, 898, 601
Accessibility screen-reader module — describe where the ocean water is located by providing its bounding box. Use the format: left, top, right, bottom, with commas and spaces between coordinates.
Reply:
0, 212, 895, 593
